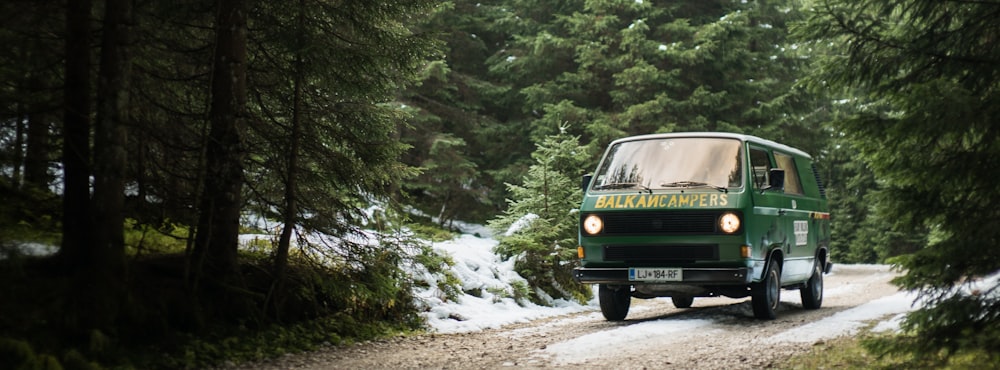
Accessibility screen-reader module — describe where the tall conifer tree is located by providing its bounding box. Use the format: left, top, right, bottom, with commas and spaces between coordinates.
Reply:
798, 0, 1000, 363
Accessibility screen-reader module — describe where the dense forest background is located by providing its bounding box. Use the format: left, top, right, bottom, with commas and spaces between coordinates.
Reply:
1, 0, 997, 368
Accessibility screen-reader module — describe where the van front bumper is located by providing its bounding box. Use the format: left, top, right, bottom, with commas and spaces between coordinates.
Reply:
573, 267, 751, 285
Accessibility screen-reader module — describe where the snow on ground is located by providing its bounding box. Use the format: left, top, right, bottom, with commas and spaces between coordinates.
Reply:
416, 232, 595, 334
1, 242, 58, 258
769, 290, 917, 343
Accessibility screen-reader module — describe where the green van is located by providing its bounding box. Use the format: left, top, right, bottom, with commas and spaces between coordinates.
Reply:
574, 132, 831, 320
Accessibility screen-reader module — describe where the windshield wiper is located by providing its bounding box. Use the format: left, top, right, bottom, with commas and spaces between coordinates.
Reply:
594, 182, 653, 194
660, 181, 728, 193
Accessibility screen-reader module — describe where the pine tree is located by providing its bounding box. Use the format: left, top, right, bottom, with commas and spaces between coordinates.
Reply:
401, 0, 515, 220
418, 133, 479, 227
488, 0, 826, 161
798, 0, 1000, 363
490, 130, 591, 303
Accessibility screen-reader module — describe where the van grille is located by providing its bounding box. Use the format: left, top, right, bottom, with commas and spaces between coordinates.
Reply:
586, 211, 732, 235
603, 244, 719, 262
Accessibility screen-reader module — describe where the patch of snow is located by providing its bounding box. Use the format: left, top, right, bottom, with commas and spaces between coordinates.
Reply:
1, 242, 58, 259
450, 219, 493, 238
974, 270, 1000, 298
769, 290, 918, 343
503, 213, 538, 236
417, 233, 592, 333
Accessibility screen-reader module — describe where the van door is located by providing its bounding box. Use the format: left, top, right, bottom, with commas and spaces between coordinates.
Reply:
748, 147, 788, 275
748, 147, 811, 283
772, 152, 813, 282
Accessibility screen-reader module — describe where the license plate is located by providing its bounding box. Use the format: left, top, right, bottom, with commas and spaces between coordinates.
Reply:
629, 268, 682, 282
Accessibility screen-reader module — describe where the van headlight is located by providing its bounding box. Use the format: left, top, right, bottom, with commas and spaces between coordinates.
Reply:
719, 212, 741, 234
583, 215, 604, 235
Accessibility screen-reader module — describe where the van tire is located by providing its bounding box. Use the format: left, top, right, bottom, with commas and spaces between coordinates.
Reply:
751, 261, 781, 320
671, 295, 694, 308
599, 284, 631, 321
800, 262, 824, 309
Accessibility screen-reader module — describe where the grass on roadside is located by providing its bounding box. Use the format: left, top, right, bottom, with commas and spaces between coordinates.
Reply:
781, 334, 906, 370
780, 329, 998, 370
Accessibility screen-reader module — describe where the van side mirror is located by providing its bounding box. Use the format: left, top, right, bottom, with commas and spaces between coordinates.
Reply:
581, 174, 593, 191
764, 168, 785, 192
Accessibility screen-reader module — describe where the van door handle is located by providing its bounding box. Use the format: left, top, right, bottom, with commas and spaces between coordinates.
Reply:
778, 209, 786, 216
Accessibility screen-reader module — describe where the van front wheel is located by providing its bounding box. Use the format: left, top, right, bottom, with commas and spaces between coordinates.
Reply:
598, 284, 631, 321
751, 261, 781, 320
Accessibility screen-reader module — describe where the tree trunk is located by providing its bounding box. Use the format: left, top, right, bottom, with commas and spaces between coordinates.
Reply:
269, 0, 307, 320
60, 0, 93, 264
93, 0, 131, 262
86, 0, 133, 329
192, 0, 249, 281
438, 190, 450, 226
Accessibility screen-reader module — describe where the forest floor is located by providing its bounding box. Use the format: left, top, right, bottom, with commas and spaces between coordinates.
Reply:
224, 264, 906, 369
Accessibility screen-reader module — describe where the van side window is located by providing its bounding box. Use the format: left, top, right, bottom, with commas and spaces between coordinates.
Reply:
775, 152, 804, 195
748, 148, 771, 189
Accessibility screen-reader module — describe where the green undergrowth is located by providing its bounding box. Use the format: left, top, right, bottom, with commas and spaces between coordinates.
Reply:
411, 244, 463, 302
780, 328, 999, 370
0, 184, 475, 369
0, 315, 416, 370
405, 214, 458, 242
0, 180, 61, 249
123, 219, 190, 255
127, 312, 418, 369
0, 251, 425, 369
0, 225, 429, 369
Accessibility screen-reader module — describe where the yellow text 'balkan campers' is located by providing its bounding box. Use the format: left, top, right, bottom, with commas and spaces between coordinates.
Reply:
593, 193, 729, 209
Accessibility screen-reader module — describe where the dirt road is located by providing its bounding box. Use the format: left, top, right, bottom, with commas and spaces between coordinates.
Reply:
233, 265, 906, 369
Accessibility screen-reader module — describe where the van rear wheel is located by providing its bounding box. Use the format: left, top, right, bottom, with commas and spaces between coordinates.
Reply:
671, 295, 694, 308
751, 261, 781, 320
598, 284, 631, 321
800, 262, 824, 309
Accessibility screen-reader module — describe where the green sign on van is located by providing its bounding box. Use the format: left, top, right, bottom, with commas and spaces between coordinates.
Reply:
574, 132, 831, 320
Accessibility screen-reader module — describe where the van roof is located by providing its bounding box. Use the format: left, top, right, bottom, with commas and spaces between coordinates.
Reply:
610, 132, 812, 158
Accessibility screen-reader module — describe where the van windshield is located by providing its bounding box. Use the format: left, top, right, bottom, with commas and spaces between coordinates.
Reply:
591, 137, 744, 191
